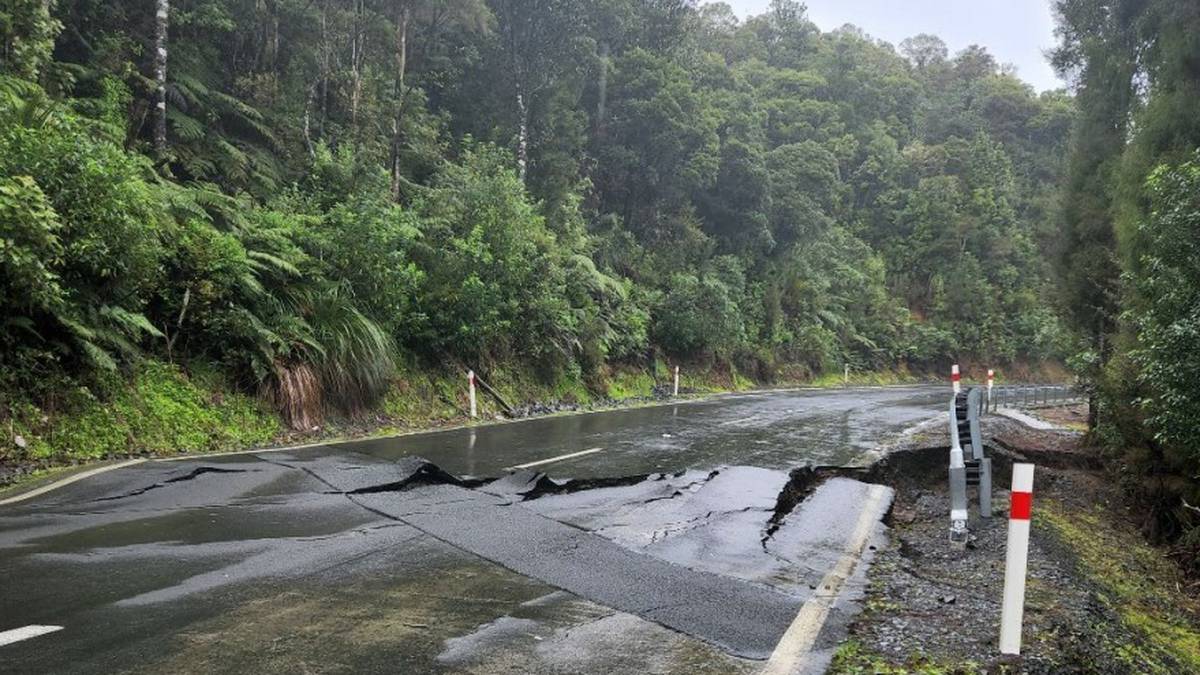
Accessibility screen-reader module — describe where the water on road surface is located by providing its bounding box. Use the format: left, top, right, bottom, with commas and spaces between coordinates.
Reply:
341, 385, 946, 478
0, 385, 946, 674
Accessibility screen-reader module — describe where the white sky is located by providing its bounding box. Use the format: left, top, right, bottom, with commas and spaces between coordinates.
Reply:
722, 0, 1064, 92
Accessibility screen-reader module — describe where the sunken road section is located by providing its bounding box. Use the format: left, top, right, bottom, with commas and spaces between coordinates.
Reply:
1, 450, 895, 663
272, 453, 805, 659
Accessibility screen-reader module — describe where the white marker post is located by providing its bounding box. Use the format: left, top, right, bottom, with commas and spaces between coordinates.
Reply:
1000, 463, 1036, 655
468, 370, 477, 418
673, 365, 680, 397
844, 364, 850, 387
951, 364, 961, 394
987, 369, 995, 410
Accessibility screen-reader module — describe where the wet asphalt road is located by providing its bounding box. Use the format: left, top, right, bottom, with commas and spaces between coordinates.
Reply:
344, 385, 946, 477
0, 385, 945, 674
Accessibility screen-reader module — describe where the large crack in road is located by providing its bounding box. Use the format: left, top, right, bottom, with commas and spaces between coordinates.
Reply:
139, 450, 888, 660
7, 450, 894, 661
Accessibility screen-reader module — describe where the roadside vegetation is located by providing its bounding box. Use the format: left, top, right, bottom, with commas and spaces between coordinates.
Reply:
1052, 0, 1200, 574
0, 1, 1070, 472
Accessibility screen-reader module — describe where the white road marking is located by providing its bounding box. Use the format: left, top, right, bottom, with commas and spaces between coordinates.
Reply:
0, 460, 146, 507
506, 447, 604, 471
761, 484, 889, 675
0, 625, 63, 647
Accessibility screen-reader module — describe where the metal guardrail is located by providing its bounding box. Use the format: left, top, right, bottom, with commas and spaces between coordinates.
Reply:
949, 387, 992, 544
985, 384, 1082, 413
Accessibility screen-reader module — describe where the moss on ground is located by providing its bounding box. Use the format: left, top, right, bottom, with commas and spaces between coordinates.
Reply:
605, 368, 656, 399
1037, 498, 1200, 673
3, 362, 278, 466
830, 640, 983, 674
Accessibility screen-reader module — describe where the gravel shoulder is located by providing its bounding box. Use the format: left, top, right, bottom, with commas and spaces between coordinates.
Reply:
831, 405, 1200, 674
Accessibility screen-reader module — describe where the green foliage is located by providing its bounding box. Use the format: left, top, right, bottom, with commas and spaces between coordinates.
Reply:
653, 272, 745, 359
0, 0, 60, 81
4, 362, 277, 463
0, 84, 166, 383
1052, 0, 1200, 562
1131, 158, 1200, 465
0, 0, 1076, 463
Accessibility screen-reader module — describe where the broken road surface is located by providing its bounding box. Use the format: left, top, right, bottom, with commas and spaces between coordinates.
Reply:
0, 385, 943, 674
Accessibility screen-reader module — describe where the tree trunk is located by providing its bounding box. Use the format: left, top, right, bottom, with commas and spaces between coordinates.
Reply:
153, 0, 170, 159
596, 41, 609, 134
390, 2, 410, 202
319, 0, 329, 138
516, 89, 528, 183
350, 0, 365, 137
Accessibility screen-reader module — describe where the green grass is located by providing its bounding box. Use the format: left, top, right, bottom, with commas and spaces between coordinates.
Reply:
606, 368, 656, 400
829, 640, 983, 674
809, 369, 924, 388
4, 362, 278, 464
1038, 499, 1200, 673
380, 365, 464, 425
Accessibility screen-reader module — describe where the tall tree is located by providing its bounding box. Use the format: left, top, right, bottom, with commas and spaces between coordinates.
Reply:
153, 0, 169, 158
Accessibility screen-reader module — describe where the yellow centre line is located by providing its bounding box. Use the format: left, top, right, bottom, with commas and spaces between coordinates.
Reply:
761, 484, 889, 675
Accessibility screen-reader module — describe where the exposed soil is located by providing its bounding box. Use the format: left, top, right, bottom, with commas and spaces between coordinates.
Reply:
833, 408, 1200, 674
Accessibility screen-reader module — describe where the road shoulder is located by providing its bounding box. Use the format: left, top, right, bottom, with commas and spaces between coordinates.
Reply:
830, 410, 1200, 673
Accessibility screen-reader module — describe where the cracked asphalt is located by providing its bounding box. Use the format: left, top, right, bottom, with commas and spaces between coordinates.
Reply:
0, 385, 944, 674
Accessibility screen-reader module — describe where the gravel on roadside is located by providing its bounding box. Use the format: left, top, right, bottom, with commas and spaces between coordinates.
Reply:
832, 407, 1200, 674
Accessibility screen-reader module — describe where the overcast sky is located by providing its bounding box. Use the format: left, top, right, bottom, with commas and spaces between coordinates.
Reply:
722, 0, 1064, 92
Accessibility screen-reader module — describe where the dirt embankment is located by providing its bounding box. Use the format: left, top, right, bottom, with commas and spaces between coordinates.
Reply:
833, 406, 1200, 674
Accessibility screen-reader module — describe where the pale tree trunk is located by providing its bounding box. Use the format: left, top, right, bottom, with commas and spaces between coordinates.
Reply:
319, 0, 329, 137
596, 41, 609, 133
390, 2, 410, 202
516, 89, 528, 183
153, 0, 170, 159
350, 0, 365, 136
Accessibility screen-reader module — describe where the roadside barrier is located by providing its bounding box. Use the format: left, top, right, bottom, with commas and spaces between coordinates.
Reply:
468, 370, 477, 418
948, 387, 993, 545
1000, 463, 1035, 655
987, 384, 1081, 413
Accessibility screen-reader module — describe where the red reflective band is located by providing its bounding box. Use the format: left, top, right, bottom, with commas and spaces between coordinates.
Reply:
1010, 491, 1033, 520
951, 373, 961, 381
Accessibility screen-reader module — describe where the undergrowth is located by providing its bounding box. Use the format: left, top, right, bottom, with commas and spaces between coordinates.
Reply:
829, 639, 982, 674
1038, 498, 1200, 673
3, 362, 278, 464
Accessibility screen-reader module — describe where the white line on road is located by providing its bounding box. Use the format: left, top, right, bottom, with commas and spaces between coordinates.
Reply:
506, 447, 604, 471
761, 484, 889, 675
0, 625, 63, 647
0, 460, 146, 507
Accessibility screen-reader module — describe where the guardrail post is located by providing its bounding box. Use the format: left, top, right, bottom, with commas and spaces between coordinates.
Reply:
949, 434, 969, 544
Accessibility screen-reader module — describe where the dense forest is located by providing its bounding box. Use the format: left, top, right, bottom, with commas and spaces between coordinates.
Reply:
1, 1, 1072, 461
1052, 0, 1200, 569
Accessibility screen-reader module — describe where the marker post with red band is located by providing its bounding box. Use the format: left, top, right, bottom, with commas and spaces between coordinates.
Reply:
468, 370, 477, 418
951, 364, 961, 394
1000, 463, 1035, 655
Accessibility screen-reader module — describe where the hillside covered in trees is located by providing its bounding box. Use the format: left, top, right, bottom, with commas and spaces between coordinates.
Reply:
0, 1, 1071, 462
